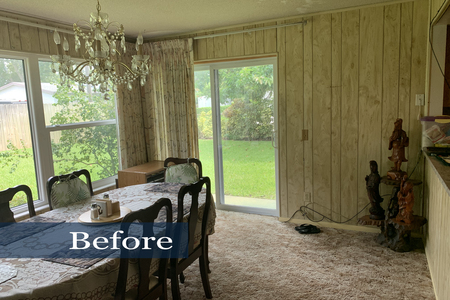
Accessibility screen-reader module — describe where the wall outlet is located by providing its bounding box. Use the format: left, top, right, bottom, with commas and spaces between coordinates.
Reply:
302, 129, 308, 141
415, 94, 425, 106
304, 192, 311, 203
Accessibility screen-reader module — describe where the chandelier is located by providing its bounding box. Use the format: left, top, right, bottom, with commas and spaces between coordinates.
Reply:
50, 0, 149, 99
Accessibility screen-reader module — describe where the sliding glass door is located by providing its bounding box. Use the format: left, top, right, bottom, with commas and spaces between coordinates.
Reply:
195, 58, 278, 216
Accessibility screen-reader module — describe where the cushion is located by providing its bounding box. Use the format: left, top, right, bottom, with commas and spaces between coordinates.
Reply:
165, 163, 199, 184
51, 175, 91, 208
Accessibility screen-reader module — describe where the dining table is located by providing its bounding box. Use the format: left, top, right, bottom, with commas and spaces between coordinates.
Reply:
0, 182, 216, 300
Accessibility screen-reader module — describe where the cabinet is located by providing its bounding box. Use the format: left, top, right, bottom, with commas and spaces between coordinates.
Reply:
117, 160, 165, 188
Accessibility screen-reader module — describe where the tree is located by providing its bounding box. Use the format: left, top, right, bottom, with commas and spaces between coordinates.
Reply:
0, 59, 24, 86
218, 65, 273, 105
194, 70, 211, 100
218, 65, 274, 141
46, 62, 118, 179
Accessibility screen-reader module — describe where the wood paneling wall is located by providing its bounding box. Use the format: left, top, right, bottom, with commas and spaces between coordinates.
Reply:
191, 0, 429, 223
0, 13, 81, 57
424, 159, 450, 300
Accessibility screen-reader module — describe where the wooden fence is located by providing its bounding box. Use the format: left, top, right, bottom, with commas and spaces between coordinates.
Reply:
0, 104, 61, 152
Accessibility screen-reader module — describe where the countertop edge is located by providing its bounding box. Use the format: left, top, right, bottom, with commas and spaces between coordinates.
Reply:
425, 153, 450, 197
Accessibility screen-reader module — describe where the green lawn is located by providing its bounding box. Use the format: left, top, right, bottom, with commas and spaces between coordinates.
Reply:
1, 139, 275, 208
199, 139, 276, 199
1, 147, 116, 207
0, 148, 40, 207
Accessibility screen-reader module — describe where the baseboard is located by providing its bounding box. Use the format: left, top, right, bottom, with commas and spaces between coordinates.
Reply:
279, 217, 424, 238
278, 217, 380, 233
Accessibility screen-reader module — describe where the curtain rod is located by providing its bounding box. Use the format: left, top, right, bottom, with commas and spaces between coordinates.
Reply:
0, 16, 73, 34
193, 21, 307, 40
0, 15, 307, 40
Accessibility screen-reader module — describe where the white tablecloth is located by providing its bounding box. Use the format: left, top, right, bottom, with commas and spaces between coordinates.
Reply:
0, 182, 216, 300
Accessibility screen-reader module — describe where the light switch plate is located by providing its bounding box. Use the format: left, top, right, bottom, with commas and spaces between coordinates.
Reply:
415, 94, 425, 106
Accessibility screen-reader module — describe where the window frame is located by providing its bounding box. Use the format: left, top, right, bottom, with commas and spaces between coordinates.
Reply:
0, 50, 120, 214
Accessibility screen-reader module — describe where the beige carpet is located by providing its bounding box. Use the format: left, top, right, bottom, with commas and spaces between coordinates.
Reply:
172, 210, 435, 300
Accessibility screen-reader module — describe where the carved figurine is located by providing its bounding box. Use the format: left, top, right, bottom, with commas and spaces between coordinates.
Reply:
396, 175, 414, 224
387, 186, 400, 219
365, 161, 385, 220
387, 118, 409, 181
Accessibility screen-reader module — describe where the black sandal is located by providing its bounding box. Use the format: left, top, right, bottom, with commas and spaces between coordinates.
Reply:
294, 224, 311, 231
295, 224, 320, 234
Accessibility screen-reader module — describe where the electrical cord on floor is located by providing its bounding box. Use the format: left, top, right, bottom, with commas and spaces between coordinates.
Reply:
284, 151, 422, 224
408, 150, 423, 179
298, 202, 371, 224
284, 194, 391, 224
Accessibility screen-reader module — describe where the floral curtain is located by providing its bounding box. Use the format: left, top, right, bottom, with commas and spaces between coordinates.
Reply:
116, 38, 198, 169
116, 43, 147, 169
141, 38, 198, 161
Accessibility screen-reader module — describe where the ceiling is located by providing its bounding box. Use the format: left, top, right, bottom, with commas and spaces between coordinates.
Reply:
0, 0, 398, 39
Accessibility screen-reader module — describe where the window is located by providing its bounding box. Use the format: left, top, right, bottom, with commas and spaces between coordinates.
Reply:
0, 57, 39, 206
0, 51, 119, 212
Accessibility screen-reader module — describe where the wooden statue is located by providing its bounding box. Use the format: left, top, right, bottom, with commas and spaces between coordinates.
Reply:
387, 118, 409, 181
365, 161, 385, 220
396, 175, 414, 224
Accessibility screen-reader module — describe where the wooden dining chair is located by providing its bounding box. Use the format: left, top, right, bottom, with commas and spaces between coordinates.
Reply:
170, 176, 212, 300
47, 169, 94, 210
0, 185, 36, 226
163, 157, 202, 184
113, 198, 173, 300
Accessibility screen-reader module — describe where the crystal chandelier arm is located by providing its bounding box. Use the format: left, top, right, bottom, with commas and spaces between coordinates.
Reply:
116, 61, 135, 74
75, 20, 92, 28
65, 61, 90, 76
104, 21, 123, 32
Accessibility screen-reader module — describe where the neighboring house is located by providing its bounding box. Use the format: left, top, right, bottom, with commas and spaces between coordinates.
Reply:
0, 82, 57, 104
197, 96, 210, 108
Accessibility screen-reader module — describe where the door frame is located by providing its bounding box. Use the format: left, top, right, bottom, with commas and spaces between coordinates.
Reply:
195, 57, 279, 216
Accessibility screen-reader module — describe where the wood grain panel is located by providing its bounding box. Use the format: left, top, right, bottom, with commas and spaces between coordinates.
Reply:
409, 0, 428, 216
196, 34, 207, 60
38, 28, 50, 54
303, 18, 314, 218
255, 24, 265, 54
331, 12, 342, 222
227, 27, 244, 57
18, 24, 40, 53
264, 22, 277, 53
286, 20, 304, 217
381, 4, 401, 183
277, 21, 288, 218
213, 30, 227, 58
243, 25, 256, 55
341, 10, 360, 223
398, 3, 412, 132
206, 32, 215, 59
0, 21, 11, 50
312, 14, 332, 219
358, 7, 384, 215
424, 160, 450, 300
8, 22, 21, 51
